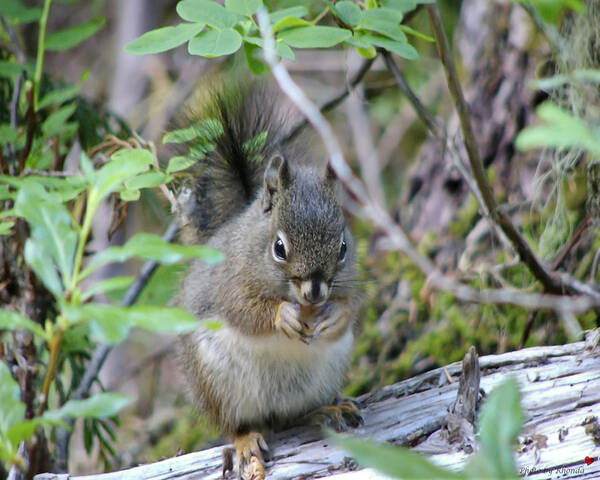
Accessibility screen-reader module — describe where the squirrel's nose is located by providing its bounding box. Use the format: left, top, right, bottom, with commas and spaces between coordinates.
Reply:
301, 279, 328, 305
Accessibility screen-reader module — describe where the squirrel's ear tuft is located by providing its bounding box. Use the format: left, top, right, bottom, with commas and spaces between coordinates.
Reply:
263, 154, 290, 212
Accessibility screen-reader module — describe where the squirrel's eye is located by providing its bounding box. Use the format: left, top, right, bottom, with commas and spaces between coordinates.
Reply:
339, 240, 347, 262
273, 237, 287, 261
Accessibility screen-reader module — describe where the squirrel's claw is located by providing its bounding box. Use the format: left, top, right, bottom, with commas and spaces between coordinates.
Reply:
312, 305, 349, 342
229, 431, 269, 480
275, 301, 311, 344
306, 398, 364, 432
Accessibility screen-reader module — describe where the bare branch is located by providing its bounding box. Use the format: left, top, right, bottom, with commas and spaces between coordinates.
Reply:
283, 56, 376, 143
345, 86, 384, 205
381, 51, 442, 137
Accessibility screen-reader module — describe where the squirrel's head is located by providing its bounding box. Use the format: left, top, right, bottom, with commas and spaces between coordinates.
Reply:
261, 154, 353, 306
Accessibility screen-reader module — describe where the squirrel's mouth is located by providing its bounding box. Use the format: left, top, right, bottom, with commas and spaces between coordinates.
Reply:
289, 279, 330, 307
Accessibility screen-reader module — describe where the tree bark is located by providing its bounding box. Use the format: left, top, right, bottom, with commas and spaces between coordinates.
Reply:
35, 333, 600, 480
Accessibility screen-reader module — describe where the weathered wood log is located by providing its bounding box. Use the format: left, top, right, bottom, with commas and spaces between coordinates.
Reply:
35, 335, 600, 480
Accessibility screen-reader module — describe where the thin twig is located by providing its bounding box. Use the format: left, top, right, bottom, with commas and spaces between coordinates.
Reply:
381, 51, 442, 137
1, 15, 26, 63
283, 56, 376, 143
257, 7, 600, 315
551, 214, 591, 271
345, 86, 385, 205
591, 246, 600, 284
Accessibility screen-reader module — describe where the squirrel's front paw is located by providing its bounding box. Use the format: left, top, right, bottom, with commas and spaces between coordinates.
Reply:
312, 303, 350, 341
305, 398, 364, 432
275, 301, 311, 344
223, 431, 269, 480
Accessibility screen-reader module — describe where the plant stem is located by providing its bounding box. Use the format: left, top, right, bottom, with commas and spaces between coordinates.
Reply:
33, 0, 53, 111
38, 324, 64, 415
71, 191, 97, 291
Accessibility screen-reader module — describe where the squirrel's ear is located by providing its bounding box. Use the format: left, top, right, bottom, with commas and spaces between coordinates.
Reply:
263, 154, 290, 212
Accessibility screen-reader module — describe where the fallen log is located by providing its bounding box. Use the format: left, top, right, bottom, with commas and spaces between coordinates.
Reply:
36, 333, 600, 480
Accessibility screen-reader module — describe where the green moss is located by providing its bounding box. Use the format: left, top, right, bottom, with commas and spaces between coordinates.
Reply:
146, 410, 219, 462
450, 194, 480, 237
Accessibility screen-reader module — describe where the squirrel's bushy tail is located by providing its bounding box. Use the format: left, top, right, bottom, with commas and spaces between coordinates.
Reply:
179, 81, 289, 242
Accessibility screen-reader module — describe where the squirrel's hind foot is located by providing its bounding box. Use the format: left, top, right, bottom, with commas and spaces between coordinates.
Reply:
306, 398, 364, 432
223, 431, 269, 480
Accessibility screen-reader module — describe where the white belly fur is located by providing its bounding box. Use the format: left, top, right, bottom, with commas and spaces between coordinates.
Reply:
194, 324, 354, 427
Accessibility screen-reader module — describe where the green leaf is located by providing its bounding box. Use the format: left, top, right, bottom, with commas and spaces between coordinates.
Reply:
528, 69, 600, 90
0, 0, 41, 23
94, 149, 153, 200
46, 16, 106, 51
63, 303, 201, 344
521, 0, 584, 24
166, 155, 199, 173
38, 85, 81, 110
332, 432, 462, 479
362, 6, 403, 23
465, 378, 522, 479
42, 103, 77, 137
14, 181, 77, 292
87, 233, 225, 274
358, 32, 418, 59
244, 36, 263, 47
275, 39, 295, 60
80, 152, 95, 181
7, 418, 52, 445
124, 22, 205, 55
25, 238, 64, 297
0, 362, 26, 439
515, 102, 600, 156
0, 221, 14, 235
344, 33, 372, 49
278, 26, 352, 49
244, 42, 269, 75
225, 0, 262, 16
334, 1, 362, 27
0, 184, 12, 200
81, 276, 135, 302
356, 45, 377, 58
119, 188, 140, 202
188, 28, 243, 57
44, 393, 133, 422
381, 0, 433, 13
0, 60, 26, 80
128, 305, 201, 333
124, 171, 172, 190
272, 16, 311, 33
0, 124, 18, 143
177, 0, 239, 28
270, 6, 308, 24
0, 208, 15, 220
0, 310, 49, 340
358, 9, 406, 42
105, 264, 187, 305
